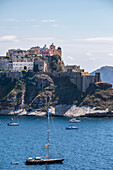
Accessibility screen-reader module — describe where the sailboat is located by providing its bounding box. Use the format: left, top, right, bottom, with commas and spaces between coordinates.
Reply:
7, 108, 19, 126
66, 125, 78, 130
25, 108, 64, 165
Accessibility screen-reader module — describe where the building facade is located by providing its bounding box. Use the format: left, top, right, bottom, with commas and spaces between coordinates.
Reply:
34, 58, 48, 72
0, 59, 33, 71
64, 65, 101, 92
12, 61, 33, 71
6, 49, 26, 59
6, 44, 62, 59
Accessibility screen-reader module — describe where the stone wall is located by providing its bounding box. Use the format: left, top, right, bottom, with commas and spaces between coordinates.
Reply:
0, 71, 23, 80
46, 72, 100, 92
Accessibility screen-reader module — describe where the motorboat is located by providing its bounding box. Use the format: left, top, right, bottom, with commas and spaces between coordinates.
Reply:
66, 126, 78, 130
7, 118, 19, 126
69, 118, 81, 123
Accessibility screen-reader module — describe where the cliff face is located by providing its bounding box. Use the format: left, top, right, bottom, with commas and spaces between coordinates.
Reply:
0, 75, 23, 110
0, 72, 80, 111
0, 72, 113, 112
81, 82, 113, 111
23, 73, 81, 110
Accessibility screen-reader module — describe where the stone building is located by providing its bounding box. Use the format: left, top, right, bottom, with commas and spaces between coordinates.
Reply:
49, 43, 62, 58
63, 65, 101, 92
64, 65, 84, 73
0, 59, 12, 70
34, 58, 48, 72
6, 44, 62, 59
6, 49, 26, 59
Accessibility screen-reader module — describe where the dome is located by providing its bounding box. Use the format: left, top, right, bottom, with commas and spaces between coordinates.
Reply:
50, 43, 55, 47
57, 47, 61, 50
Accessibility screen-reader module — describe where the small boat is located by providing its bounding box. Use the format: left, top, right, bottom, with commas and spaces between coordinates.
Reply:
25, 108, 64, 165
11, 162, 19, 165
69, 118, 81, 123
7, 118, 19, 126
66, 126, 78, 130
7, 104, 19, 126
7, 109, 19, 126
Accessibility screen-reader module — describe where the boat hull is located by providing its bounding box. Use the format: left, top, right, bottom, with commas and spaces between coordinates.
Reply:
7, 123, 19, 126
66, 127, 78, 130
25, 158, 64, 165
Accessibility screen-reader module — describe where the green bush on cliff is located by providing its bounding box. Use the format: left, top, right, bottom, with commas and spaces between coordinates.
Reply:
46, 54, 63, 72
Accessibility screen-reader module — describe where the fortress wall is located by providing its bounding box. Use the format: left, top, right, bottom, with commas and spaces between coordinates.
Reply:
0, 71, 23, 80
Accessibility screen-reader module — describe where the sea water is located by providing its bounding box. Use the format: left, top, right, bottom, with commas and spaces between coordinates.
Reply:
0, 116, 113, 170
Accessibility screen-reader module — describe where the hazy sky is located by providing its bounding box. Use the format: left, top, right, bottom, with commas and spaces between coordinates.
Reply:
0, 0, 113, 72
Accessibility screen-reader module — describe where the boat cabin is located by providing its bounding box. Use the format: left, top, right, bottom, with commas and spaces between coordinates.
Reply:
27, 157, 33, 160
34, 157, 42, 160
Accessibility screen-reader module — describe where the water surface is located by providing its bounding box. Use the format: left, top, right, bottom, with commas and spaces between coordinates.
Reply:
0, 116, 113, 170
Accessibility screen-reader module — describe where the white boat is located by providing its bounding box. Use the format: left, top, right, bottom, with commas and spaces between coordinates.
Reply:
7, 107, 19, 126
11, 162, 19, 164
69, 118, 81, 123
25, 108, 64, 165
66, 126, 78, 130
7, 118, 19, 126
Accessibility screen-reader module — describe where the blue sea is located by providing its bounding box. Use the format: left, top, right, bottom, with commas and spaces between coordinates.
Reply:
0, 116, 113, 170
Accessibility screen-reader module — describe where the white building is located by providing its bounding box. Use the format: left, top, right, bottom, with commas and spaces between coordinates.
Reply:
0, 59, 33, 71
12, 61, 33, 71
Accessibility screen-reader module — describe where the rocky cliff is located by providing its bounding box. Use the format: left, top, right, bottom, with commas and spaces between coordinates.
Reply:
0, 72, 113, 113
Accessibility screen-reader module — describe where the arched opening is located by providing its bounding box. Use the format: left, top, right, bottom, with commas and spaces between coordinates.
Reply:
24, 66, 27, 70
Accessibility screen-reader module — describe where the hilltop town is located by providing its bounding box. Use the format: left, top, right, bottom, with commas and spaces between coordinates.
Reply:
1, 44, 113, 116
0, 43, 101, 92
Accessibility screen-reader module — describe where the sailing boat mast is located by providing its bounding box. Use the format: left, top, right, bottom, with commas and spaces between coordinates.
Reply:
47, 108, 50, 159
25, 106, 64, 165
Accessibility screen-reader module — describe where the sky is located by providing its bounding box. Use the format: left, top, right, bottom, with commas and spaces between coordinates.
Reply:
0, 0, 113, 72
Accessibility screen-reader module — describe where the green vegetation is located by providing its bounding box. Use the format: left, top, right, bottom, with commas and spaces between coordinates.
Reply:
46, 54, 64, 72
81, 83, 113, 111
0, 72, 113, 111
6, 56, 11, 60
0, 75, 16, 100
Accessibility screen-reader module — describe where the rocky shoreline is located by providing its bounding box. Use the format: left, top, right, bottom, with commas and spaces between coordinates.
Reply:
0, 104, 113, 118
